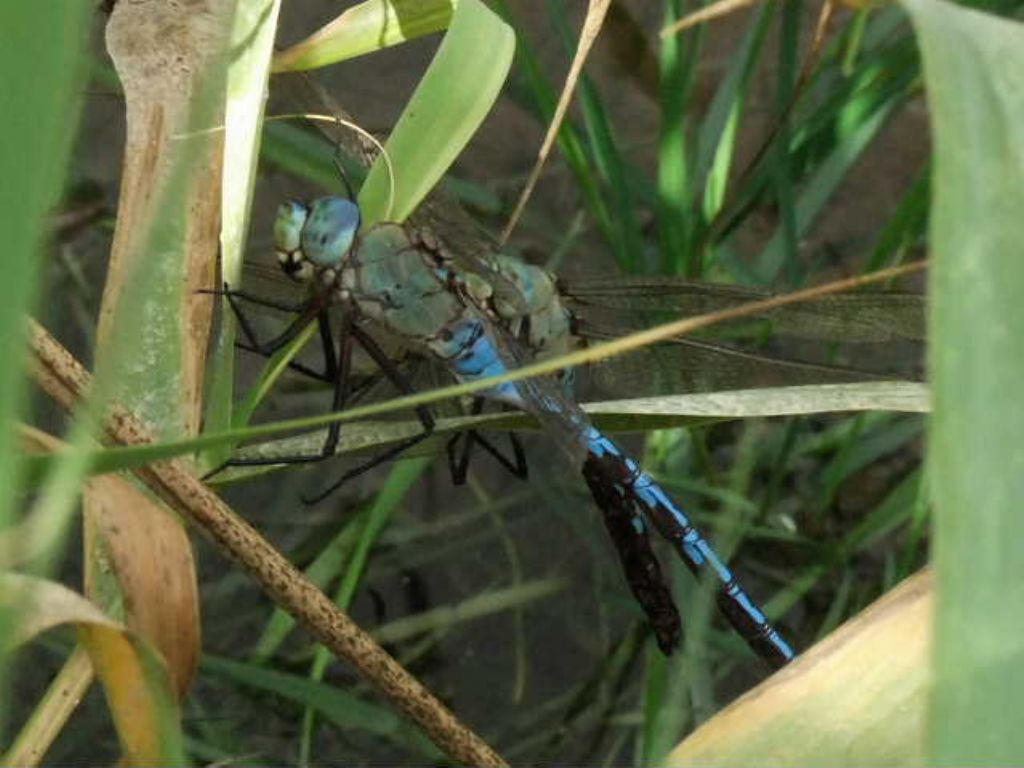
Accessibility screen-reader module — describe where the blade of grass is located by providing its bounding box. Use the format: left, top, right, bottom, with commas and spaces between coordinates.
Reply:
203, 0, 284, 469
765, 0, 802, 286
866, 167, 930, 271
698, 4, 774, 226
272, 0, 455, 72
0, 3, 89, 574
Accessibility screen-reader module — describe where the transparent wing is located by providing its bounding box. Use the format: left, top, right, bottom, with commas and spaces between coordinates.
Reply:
577, 326, 899, 400
563, 276, 926, 399
563, 276, 925, 342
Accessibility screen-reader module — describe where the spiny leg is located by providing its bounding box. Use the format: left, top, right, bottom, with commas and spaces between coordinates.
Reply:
225, 288, 381, 396
208, 283, 335, 382
201, 309, 344, 483
301, 324, 436, 503
215, 311, 363, 471
445, 399, 529, 486
205, 312, 430, 495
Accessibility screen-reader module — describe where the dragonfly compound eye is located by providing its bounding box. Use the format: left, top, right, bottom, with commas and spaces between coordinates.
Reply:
273, 200, 308, 253
273, 201, 314, 281
301, 197, 361, 267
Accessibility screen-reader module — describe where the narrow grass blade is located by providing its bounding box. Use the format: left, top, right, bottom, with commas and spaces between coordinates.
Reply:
203, 0, 284, 467
272, 0, 455, 72
658, 0, 698, 276
0, 3, 89, 550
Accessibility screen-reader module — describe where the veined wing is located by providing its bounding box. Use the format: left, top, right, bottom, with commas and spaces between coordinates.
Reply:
576, 322, 919, 400
563, 276, 925, 399
563, 275, 926, 343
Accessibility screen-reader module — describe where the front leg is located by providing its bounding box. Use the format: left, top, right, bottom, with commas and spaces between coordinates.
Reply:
301, 324, 437, 503
205, 283, 339, 382
446, 398, 529, 485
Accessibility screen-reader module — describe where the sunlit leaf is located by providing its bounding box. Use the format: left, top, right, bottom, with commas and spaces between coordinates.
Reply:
273, 0, 455, 72
1, 573, 184, 765
900, 0, 1024, 763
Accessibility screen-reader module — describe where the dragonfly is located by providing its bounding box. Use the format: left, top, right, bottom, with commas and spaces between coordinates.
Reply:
233, 243, 925, 483
213, 183, 915, 669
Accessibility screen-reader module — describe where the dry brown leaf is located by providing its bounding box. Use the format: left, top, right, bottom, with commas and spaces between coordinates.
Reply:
84, 475, 201, 700
1, 573, 182, 765
661, 0, 763, 36
668, 570, 931, 766
502, 0, 612, 243
22, 427, 200, 701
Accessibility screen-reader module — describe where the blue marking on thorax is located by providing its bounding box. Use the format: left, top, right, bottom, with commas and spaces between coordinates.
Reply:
444, 319, 524, 405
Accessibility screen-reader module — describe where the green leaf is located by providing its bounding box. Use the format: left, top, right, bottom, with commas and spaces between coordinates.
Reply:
24, 381, 928, 489
203, 0, 284, 469
272, 0, 455, 72
205, 653, 389, 728
358, 0, 515, 225
0, 4, 90, 584
900, 0, 1024, 764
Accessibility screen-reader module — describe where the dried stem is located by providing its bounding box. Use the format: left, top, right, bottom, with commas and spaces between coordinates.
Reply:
28, 320, 506, 768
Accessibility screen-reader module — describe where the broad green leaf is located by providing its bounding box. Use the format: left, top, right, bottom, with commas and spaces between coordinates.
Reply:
900, 0, 1024, 764
0, 3, 89, 563
272, 0, 455, 72
358, 0, 515, 224
99, 3, 229, 438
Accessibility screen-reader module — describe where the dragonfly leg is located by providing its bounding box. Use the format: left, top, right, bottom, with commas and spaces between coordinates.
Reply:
202, 283, 310, 314
446, 399, 529, 485
209, 283, 336, 382
205, 316, 430, 479
300, 324, 437, 504
201, 309, 343, 483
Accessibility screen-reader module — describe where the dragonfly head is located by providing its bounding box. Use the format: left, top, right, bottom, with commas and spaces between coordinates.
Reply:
273, 197, 361, 282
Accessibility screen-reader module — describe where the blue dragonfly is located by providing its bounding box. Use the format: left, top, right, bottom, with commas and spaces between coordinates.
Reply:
217, 196, 849, 668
